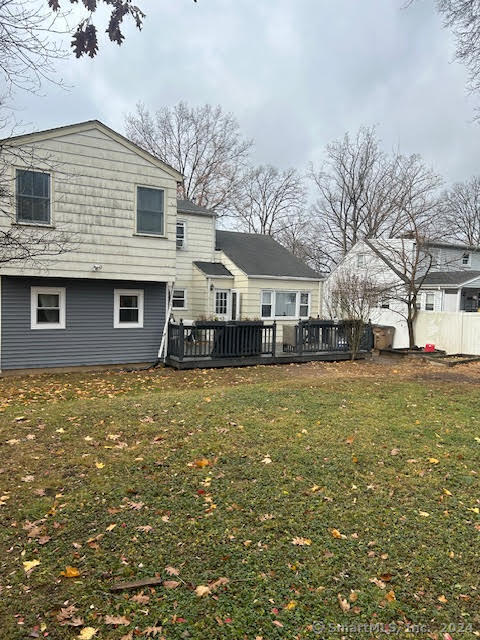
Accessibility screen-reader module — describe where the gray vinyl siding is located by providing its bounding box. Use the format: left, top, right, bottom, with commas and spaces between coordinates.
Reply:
1, 276, 165, 369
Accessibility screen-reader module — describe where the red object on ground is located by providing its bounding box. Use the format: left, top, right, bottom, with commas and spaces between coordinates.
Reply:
424, 343, 435, 352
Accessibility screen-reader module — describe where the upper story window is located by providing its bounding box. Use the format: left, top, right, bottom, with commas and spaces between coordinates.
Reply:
176, 221, 186, 249
136, 186, 164, 236
357, 254, 366, 268
31, 287, 65, 330
114, 289, 144, 328
16, 169, 51, 225
462, 252, 470, 266
425, 292, 435, 311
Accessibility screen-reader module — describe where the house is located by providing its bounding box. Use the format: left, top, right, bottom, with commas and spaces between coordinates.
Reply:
173, 223, 323, 343
0, 120, 323, 372
325, 238, 480, 350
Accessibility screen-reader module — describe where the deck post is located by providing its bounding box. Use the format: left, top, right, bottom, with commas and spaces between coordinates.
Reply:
296, 322, 303, 355
272, 321, 277, 356
179, 320, 185, 362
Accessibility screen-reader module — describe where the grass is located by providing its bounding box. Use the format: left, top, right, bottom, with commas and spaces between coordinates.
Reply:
0, 360, 479, 639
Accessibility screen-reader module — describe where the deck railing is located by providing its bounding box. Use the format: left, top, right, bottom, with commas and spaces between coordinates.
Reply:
295, 320, 374, 354
168, 321, 277, 361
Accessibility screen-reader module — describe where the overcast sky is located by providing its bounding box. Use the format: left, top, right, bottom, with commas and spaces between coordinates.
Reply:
17, 0, 480, 185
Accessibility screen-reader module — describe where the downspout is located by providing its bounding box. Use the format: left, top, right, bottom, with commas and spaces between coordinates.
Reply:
0, 275, 2, 374
158, 281, 175, 363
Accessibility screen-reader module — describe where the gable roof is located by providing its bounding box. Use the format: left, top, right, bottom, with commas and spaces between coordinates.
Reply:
193, 261, 233, 277
215, 230, 322, 279
0, 120, 184, 181
177, 199, 216, 217
417, 270, 480, 286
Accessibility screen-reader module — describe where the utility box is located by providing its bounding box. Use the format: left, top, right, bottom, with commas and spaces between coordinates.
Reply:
372, 325, 395, 350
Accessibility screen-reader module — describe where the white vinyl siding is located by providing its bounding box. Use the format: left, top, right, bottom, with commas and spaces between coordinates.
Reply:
0, 125, 178, 281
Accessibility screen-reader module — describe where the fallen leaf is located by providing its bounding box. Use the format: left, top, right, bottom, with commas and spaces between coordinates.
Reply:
338, 593, 350, 612
95, 462, 104, 469
418, 511, 430, 517
261, 455, 272, 464
130, 592, 150, 604
195, 584, 211, 597
163, 580, 180, 589
194, 458, 210, 468
291, 537, 312, 546
104, 615, 130, 625
136, 525, 153, 533
438, 594, 448, 603
165, 566, 179, 576
77, 629, 98, 640
60, 566, 81, 578
272, 620, 284, 628
390, 448, 400, 456
106, 523, 117, 532
428, 458, 439, 464
385, 590, 396, 602
23, 559, 40, 573
331, 528, 346, 539
370, 577, 386, 589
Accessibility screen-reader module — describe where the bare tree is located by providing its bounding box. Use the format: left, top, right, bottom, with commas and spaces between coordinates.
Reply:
125, 102, 252, 216
326, 269, 381, 359
274, 213, 329, 274
231, 165, 306, 235
441, 176, 480, 246
309, 126, 443, 268
436, 0, 480, 94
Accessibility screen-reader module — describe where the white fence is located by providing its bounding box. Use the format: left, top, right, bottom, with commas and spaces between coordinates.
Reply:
414, 312, 480, 355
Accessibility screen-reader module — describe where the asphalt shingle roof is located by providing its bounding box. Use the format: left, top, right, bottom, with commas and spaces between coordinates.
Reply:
215, 230, 322, 279
193, 261, 233, 277
418, 270, 480, 286
177, 199, 215, 217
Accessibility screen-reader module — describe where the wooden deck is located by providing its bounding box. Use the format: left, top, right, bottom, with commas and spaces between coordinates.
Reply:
166, 350, 366, 370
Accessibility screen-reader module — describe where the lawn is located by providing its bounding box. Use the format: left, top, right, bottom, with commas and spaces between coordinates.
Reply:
0, 360, 479, 640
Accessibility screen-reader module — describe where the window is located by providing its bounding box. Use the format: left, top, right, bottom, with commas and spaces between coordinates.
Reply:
31, 287, 65, 329
261, 290, 311, 319
172, 289, 186, 309
16, 169, 50, 224
357, 254, 366, 268
275, 291, 297, 317
176, 221, 186, 249
114, 289, 144, 328
462, 252, 470, 266
215, 291, 228, 315
425, 292, 435, 311
380, 298, 390, 309
299, 292, 310, 317
136, 187, 164, 235
261, 290, 272, 318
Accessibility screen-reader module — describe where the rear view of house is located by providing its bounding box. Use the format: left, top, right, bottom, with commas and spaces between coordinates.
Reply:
0, 121, 182, 371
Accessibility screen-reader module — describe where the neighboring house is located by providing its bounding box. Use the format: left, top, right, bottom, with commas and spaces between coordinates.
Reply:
172, 227, 323, 343
0, 120, 322, 372
325, 238, 480, 349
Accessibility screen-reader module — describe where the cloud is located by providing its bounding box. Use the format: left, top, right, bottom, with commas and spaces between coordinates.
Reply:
13, 0, 480, 184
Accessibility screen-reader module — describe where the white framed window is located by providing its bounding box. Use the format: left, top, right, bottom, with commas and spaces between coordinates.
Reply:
31, 287, 65, 330
462, 252, 470, 266
357, 254, 366, 268
261, 290, 311, 319
425, 292, 435, 311
114, 289, 144, 328
379, 298, 390, 309
17, 169, 51, 225
172, 289, 186, 309
136, 186, 164, 236
176, 221, 186, 249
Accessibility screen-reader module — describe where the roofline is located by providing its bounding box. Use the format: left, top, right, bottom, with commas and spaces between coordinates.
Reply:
177, 209, 216, 218
0, 120, 184, 182
192, 263, 234, 278
420, 274, 480, 288
246, 274, 324, 282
